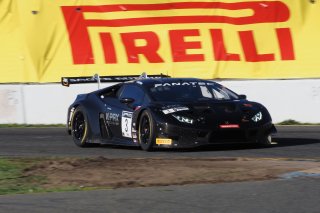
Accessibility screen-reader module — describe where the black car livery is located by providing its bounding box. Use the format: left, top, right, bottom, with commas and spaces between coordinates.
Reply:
64, 75, 276, 151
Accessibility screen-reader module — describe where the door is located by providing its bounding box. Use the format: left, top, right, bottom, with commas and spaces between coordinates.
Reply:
102, 84, 146, 142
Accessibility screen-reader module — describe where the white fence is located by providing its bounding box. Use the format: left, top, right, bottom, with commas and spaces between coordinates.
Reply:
0, 79, 320, 124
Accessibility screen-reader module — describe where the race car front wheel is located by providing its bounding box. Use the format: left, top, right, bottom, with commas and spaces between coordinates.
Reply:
71, 107, 89, 147
138, 110, 156, 151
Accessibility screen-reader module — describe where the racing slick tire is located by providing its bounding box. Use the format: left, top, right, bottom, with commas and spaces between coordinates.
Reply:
71, 106, 90, 147
138, 110, 156, 151
258, 134, 273, 147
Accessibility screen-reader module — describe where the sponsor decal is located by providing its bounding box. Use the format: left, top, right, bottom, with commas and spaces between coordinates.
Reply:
7, 0, 320, 83
121, 111, 133, 138
162, 106, 189, 114
156, 138, 172, 145
105, 112, 120, 125
252, 112, 263, 122
155, 82, 214, 88
61, 1, 294, 65
219, 124, 240, 128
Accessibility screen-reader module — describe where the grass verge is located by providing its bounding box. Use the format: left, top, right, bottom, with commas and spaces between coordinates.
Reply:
0, 124, 65, 128
0, 158, 77, 195
1, 157, 319, 196
0, 158, 42, 195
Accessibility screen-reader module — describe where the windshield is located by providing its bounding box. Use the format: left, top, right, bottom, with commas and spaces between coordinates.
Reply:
148, 81, 239, 102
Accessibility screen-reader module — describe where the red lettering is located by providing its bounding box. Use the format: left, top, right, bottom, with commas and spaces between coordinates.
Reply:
65, 2, 289, 27
61, 2, 293, 65
100, 33, 117, 63
210, 29, 240, 61
169, 29, 204, 62
239, 31, 275, 62
121, 32, 164, 63
61, 7, 94, 64
276, 28, 295, 60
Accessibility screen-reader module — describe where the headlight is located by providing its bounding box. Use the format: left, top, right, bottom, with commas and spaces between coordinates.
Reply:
172, 114, 194, 124
252, 112, 262, 122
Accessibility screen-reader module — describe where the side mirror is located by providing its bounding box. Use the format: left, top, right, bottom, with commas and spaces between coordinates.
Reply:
238, 94, 247, 100
120, 97, 135, 104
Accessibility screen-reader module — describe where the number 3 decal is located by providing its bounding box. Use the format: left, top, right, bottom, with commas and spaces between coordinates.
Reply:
125, 119, 128, 132
121, 111, 133, 138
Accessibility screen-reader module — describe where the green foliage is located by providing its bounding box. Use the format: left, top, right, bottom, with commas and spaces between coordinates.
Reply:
0, 158, 79, 195
277, 119, 301, 125
277, 119, 320, 125
0, 158, 48, 195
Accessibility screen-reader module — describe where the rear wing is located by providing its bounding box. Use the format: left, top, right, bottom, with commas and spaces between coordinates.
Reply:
61, 73, 170, 87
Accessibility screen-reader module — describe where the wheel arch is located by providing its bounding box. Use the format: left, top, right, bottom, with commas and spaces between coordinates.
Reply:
133, 107, 153, 132
69, 105, 91, 147
136, 109, 157, 151
67, 104, 79, 135
69, 102, 97, 141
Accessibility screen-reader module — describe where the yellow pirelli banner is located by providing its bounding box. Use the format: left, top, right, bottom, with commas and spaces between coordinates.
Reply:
0, 0, 319, 83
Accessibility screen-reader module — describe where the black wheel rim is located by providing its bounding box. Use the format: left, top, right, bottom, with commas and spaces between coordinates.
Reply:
140, 116, 151, 145
73, 112, 85, 141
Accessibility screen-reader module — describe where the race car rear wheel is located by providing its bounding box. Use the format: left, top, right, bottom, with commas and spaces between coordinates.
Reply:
138, 110, 156, 151
71, 107, 89, 147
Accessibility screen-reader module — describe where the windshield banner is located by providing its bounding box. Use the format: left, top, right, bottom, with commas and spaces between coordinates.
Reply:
0, 0, 319, 83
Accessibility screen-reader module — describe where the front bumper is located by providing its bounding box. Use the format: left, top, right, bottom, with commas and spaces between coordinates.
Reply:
154, 122, 276, 148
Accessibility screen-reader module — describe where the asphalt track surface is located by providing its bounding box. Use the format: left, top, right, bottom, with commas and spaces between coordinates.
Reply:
0, 126, 319, 159
0, 126, 319, 213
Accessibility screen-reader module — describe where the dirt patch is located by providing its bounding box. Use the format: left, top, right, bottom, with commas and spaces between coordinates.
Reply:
23, 157, 320, 189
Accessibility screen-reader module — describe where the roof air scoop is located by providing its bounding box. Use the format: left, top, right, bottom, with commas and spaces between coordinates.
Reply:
139, 72, 148, 79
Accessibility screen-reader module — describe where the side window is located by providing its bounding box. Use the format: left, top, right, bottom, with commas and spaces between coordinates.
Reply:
119, 85, 145, 106
101, 84, 122, 98
200, 86, 213, 98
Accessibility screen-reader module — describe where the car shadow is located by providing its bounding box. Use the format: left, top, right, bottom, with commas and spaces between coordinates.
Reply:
270, 137, 320, 147
172, 137, 320, 152
98, 137, 320, 152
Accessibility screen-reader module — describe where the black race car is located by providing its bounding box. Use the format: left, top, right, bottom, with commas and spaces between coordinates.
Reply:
62, 74, 276, 151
